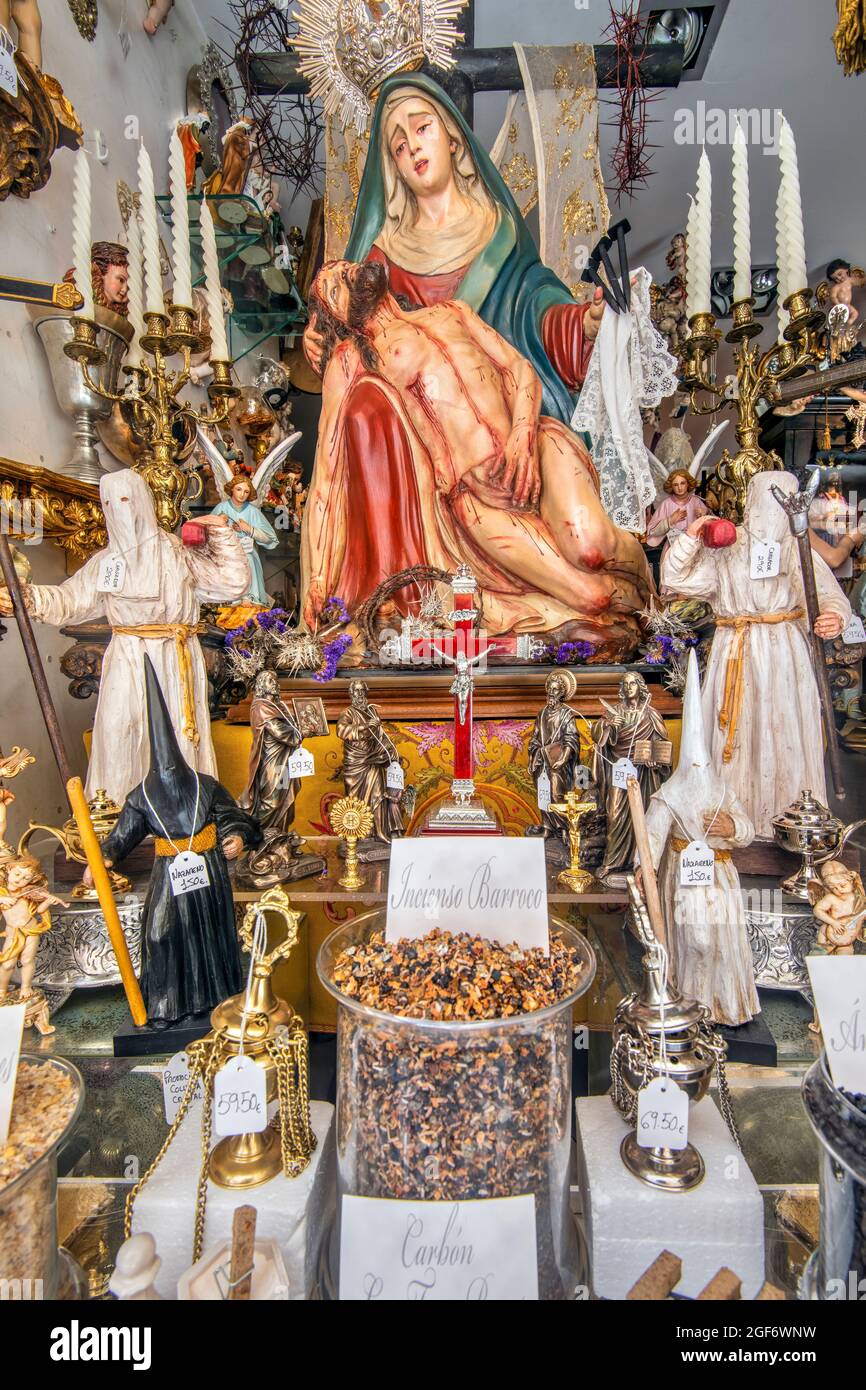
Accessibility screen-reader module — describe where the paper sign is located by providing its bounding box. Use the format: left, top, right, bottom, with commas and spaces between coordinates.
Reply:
287, 747, 315, 778
386, 836, 548, 953
168, 850, 209, 897
536, 770, 551, 811
612, 757, 638, 790
0, 1003, 25, 1145
843, 613, 866, 645
636, 1076, 689, 1151
750, 540, 781, 579
162, 1050, 203, 1124
96, 554, 127, 594
679, 840, 715, 887
213, 1055, 267, 1137
386, 761, 405, 791
0, 27, 18, 98
339, 1195, 538, 1301
806, 956, 866, 1094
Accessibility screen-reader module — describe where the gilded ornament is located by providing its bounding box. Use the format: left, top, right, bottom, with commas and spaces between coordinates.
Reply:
67, 0, 98, 40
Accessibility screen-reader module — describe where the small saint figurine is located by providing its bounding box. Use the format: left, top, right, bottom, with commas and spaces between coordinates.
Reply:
337, 680, 405, 859
592, 670, 671, 883
0, 853, 65, 1035
87, 657, 263, 1027
236, 669, 326, 887
527, 670, 601, 862
635, 650, 759, 1028
196, 425, 300, 609
662, 472, 851, 837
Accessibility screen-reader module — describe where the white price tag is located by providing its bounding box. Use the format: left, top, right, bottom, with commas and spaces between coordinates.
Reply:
96, 554, 127, 594
749, 540, 781, 579
612, 757, 638, 790
636, 1076, 689, 1151
386, 761, 405, 791
537, 769, 551, 811
213, 1055, 267, 1137
161, 1050, 203, 1124
168, 850, 209, 897
0, 1003, 25, 1145
679, 839, 715, 887
0, 27, 18, 98
843, 613, 866, 645
287, 747, 315, 778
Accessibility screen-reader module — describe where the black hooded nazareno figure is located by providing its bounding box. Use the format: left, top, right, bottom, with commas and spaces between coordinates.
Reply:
100, 656, 263, 1024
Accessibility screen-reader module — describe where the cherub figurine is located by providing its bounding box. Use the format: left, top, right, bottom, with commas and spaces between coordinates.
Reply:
807, 859, 866, 1034
0, 744, 35, 858
0, 853, 66, 1035
195, 425, 301, 608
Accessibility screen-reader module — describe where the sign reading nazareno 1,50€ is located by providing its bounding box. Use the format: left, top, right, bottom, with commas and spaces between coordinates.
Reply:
386, 837, 549, 954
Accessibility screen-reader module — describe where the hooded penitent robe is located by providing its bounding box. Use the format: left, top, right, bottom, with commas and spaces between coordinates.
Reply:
661, 472, 851, 837
101, 658, 262, 1024
637, 650, 759, 1027
25, 471, 251, 805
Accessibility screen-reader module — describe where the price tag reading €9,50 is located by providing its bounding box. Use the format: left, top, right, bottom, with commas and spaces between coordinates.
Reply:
636, 1076, 689, 1151
213, 1055, 268, 1137
749, 540, 781, 580
612, 757, 638, 791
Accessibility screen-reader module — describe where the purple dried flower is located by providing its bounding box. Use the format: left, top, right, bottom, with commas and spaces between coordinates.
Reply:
314, 632, 353, 682
321, 595, 350, 626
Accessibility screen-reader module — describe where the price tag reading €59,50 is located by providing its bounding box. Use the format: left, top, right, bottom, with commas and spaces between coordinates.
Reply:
386, 761, 405, 791
679, 839, 716, 887
612, 757, 638, 791
213, 1055, 268, 1137
0, 27, 18, 98
168, 850, 209, 897
96, 554, 127, 594
536, 769, 552, 811
636, 1076, 689, 1151
843, 613, 866, 645
287, 747, 315, 778
749, 540, 781, 580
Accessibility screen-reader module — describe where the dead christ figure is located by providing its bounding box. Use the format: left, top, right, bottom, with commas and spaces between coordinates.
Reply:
301, 261, 652, 653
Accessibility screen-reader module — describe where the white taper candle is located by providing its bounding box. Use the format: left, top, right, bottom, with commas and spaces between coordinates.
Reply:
168, 126, 192, 308
198, 196, 229, 360
72, 146, 94, 319
691, 149, 713, 315
731, 120, 751, 303
775, 178, 789, 340
125, 209, 146, 369
137, 141, 165, 316
685, 194, 699, 320
778, 116, 807, 295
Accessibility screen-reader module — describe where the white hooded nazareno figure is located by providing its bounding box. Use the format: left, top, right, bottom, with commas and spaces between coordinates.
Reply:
638, 649, 759, 1028
661, 471, 850, 837
12, 470, 250, 804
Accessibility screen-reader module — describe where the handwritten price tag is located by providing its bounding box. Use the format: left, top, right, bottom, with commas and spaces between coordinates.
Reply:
213, 1055, 267, 1137
636, 1076, 689, 1151
0, 1003, 25, 1145
0, 26, 18, 98
287, 747, 315, 778
96, 554, 127, 594
679, 839, 715, 887
161, 1050, 203, 1124
386, 761, 405, 791
612, 757, 638, 791
843, 613, 866, 645
750, 540, 781, 580
168, 850, 209, 897
536, 770, 551, 811
806, 956, 866, 1094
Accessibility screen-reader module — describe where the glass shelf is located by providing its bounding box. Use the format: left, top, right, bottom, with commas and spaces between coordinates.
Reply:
156, 193, 307, 362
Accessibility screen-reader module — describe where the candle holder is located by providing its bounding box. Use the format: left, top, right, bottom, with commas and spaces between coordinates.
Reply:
679, 287, 827, 520
548, 791, 596, 894
64, 302, 238, 532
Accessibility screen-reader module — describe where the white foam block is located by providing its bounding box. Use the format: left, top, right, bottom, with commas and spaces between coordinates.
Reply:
574, 1095, 764, 1299
133, 1100, 335, 1300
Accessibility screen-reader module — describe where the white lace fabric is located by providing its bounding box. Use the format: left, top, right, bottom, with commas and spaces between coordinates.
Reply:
571, 267, 679, 531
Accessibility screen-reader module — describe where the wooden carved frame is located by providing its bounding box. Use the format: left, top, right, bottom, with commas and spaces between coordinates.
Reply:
0, 457, 105, 566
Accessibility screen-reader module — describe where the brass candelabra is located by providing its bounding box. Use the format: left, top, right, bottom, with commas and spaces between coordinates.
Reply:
64, 304, 239, 531
679, 290, 825, 519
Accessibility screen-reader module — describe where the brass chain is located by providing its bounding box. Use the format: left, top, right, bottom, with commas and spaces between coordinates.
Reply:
192, 1042, 222, 1264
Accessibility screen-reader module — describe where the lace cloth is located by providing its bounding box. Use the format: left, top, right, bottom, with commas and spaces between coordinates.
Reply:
571, 267, 679, 531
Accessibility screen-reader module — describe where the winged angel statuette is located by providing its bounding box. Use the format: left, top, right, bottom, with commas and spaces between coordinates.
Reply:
196, 425, 301, 607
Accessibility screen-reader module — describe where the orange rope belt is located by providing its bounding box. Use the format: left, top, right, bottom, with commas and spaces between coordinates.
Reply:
671, 836, 731, 862
111, 623, 204, 747
153, 822, 217, 858
713, 607, 804, 762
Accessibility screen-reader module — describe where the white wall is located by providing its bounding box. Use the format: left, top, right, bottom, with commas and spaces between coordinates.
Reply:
0, 0, 209, 842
